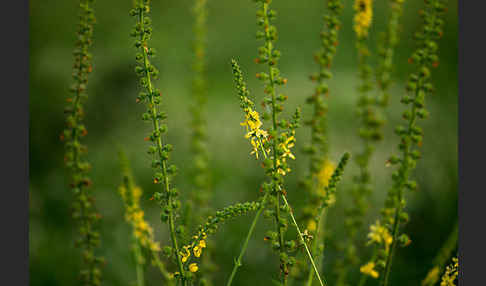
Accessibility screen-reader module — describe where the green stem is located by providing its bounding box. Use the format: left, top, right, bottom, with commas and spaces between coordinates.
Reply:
281, 195, 326, 286
138, 7, 186, 284
258, 141, 325, 286
261, 2, 287, 283
305, 209, 327, 286
226, 193, 269, 286
133, 239, 145, 286
381, 76, 421, 286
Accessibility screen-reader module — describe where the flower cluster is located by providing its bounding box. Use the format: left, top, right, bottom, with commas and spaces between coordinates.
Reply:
231, 59, 270, 160
118, 155, 161, 254
62, 1, 104, 285
181, 201, 261, 274
360, 261, 379, 279
353, 0, 373, 38
117, 152, 173, 284
367, 221, 393, 251
241, 109, 269, 159
440, 257, 458, 286
421, 222, 458, 286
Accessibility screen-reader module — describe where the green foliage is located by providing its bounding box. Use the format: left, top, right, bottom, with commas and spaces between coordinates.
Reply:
62, 1, 104, 285
36, 0, 455, 285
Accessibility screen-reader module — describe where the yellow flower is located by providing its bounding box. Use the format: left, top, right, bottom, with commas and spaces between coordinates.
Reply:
193, 245, 202, 257
180, 246, 191, 263
360, 261, 379, 278
422, 266, 440, 286
367, 220, 393, 251
241, 108, 269, 159
199, 239, 206, 248
149, 241, 161, 252
317, 160, 335, 190
353, 0, 373, 38
189, 263, 199, 273
280, 135, 295, 160
440, 258, 458, 286
307, 220, 317, 232
240, 109, 262, 131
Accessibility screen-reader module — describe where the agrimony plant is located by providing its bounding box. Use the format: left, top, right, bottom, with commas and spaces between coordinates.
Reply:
335, 0, 406, 284
334, 1, 380, 284
188, 0, 211, 225
299, 0, 344, 284
129, 0, 188, 283
61, 1, 104, 285
116, 151, 173, 286
358, 1, 448, 285
187, 0, 216, 283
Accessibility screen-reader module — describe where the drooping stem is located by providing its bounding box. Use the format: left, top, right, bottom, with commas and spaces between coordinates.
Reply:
226, 194, 269, 286
281, 195, 326, 286
131, 1, 186, 283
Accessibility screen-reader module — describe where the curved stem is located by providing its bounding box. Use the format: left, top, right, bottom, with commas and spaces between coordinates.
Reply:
305, 209, 327, 286
226, 193, 269, 286
137, 7, 186, 284
281, 195, 326, 286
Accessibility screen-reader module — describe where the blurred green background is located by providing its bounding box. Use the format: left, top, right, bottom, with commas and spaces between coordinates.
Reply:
29, 0, 457, 285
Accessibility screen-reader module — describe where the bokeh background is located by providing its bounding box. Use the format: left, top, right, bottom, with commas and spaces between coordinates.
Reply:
29, 0, 458, 285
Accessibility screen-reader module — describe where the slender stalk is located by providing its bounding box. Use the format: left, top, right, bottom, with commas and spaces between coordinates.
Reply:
133, 239, 145, 286
281, 195, 326, 286
226, 193, 269, 286
130, 2, 187, 284
305, 210, 327, 286
261, 140, 326, 286
261, 2, 288, 283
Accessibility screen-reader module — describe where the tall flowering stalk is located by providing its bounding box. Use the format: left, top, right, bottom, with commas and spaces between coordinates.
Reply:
358, 1, 448, 285
300, 0, 344, 284
334, 1, 379, 284
228, 57, 327, 286
117, 151, 173, 286
375, 0, 406, 107
253, 0, 298, 283
129, 0, 187, 283
188, 0, 211, 223
61, 1, 104, 285
335, 1, 406, 284
187, 0, 215, 283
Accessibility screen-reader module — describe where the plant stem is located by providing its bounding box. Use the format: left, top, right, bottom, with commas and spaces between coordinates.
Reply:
153, 255, 174, 285
257, 138, 326, 286
281, 195, 326, 286
226, 193, 269, 286
137, 7, 186, 284
305, 209, 327, 286
133, 239, 145, 286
